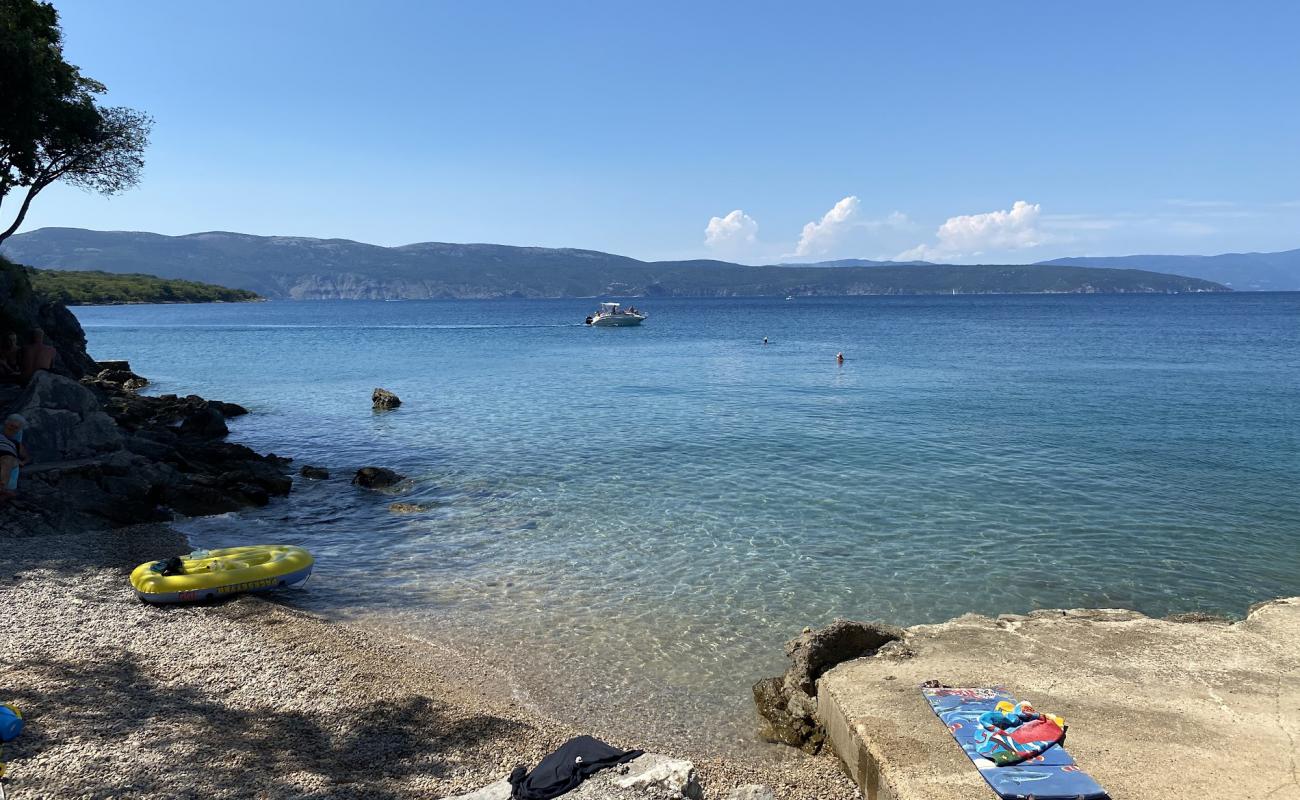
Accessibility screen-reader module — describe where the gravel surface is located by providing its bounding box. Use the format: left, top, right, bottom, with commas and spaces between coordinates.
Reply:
0, 525, 856, 799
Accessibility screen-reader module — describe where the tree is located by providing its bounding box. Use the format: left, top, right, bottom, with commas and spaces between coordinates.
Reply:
0, 0, 152, 245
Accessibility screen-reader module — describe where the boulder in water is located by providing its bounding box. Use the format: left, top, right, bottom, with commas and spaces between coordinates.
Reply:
299, 465, 330, 479
353, 466, 404, 489
372, 387, 401, 410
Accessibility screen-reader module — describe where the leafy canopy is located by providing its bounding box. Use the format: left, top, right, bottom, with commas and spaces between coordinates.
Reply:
0, 0, 152, 243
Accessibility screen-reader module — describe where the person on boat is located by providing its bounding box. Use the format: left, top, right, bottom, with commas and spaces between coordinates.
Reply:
0, 332, 20, 384
19, 328, 57, 384
0, 414, 29, 503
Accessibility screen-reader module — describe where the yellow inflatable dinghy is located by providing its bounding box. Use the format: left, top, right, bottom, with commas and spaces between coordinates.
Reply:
131, 545, 314, 604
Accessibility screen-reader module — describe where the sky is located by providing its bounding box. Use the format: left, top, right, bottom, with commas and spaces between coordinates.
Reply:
15, 0, 1300, 263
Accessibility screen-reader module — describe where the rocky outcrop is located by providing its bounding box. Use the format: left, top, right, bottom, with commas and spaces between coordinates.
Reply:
1, 372, 291, 533
0, 257, 97, 379
372, 387, 401, 410
753, 619, 904, 753
299, 465, 329, 479
353, 466, 405, 490
87, 359, 149, 391
12, 371, 123, 462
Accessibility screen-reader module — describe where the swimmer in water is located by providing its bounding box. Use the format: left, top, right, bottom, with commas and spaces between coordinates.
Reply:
763, 337, 768, 345
836, 352, 844, 364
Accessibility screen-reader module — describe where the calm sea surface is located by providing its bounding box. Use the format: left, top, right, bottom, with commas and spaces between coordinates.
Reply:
74, 294, 1300, 750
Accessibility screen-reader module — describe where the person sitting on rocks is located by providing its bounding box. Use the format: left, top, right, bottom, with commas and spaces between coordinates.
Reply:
19, 328, 57, 385
0, 414, 29, 502
0, 332, 20, 384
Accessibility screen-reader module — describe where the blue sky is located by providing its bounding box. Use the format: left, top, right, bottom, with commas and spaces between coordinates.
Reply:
18, 0, 1300, 263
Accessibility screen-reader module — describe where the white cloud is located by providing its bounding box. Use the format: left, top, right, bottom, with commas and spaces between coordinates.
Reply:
795, 196, 861, 256
703, 209, 759, 254
899, 200, 1047, 261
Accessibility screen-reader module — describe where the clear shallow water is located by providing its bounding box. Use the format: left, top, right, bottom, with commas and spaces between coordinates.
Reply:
75, 295, 1300, 749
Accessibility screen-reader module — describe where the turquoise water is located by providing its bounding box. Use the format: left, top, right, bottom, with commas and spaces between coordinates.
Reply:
75, 294, 1300, 748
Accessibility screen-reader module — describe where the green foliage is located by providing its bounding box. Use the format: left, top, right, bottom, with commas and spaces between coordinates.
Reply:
25, 267, 261, 305
0, 0, 152, 243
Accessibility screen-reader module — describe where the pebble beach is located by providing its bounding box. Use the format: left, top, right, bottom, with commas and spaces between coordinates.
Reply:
0, 524, 857, 799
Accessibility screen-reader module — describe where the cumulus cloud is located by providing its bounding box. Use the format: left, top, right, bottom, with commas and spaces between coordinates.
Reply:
794, 196, 861, 257
899, 200, 1047, 261
704, 209, 759, 254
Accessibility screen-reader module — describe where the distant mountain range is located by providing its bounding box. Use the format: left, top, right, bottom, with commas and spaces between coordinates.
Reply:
1035, 251, 1300, 291
0, 227, 1248, 300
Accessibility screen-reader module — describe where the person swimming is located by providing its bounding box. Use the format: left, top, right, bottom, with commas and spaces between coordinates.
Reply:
836, 351, 845, 364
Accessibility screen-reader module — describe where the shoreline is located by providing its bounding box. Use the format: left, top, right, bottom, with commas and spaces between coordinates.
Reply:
0, 523, 858, 800
5, 522, 1294, 799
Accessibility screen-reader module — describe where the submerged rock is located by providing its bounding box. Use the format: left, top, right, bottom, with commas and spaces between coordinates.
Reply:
389, 501, 435, 514
353, 466, 405, 489
299, 465, 330, 479
372, 387, 401, 410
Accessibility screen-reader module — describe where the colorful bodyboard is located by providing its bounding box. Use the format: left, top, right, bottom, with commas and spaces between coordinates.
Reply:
921, 687, 1109, 800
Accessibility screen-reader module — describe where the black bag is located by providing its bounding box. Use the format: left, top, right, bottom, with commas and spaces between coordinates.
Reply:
508, 735, 643, 800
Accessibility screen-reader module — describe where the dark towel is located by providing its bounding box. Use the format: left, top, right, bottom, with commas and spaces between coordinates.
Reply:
508, 735, 643, 800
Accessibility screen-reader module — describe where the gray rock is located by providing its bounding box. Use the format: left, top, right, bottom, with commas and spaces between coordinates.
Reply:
352, 466, 405, 489
753, 618, 903, 753
783, 618, 904, 695
725, 786, 775, 800
13, 372, 123, 462
443, 754, 704, 800
752, 676, 822, 753
299, 465, 330, 479
439, 778, 511, 800
179, 405, 229, 438
609, 753, 702, 799
212, 400, 248, 417
372, 387, 402, 410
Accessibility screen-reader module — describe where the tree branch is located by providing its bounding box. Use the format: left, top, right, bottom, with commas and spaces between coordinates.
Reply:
0, 180, 48, 246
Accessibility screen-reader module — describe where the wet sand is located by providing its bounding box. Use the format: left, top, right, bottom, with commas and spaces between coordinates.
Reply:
0, 525, 856, 799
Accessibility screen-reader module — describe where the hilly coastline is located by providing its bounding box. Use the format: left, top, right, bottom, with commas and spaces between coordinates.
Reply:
3, 227, 1230, 300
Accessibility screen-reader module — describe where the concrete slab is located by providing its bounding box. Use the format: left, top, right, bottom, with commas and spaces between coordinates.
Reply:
817, 597, 1300, 800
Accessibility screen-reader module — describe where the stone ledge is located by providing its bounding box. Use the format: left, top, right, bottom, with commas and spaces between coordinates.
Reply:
816, 598, 1300, 800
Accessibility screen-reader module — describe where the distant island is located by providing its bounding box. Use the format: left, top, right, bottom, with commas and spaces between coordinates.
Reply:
23, 264, 261, 305
1, 227, 1237, 300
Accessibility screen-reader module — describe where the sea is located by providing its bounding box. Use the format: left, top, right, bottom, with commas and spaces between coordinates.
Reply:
73, 293, 1300, 752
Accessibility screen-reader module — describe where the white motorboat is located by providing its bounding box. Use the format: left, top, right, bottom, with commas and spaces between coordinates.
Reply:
585, 302, 646, 327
